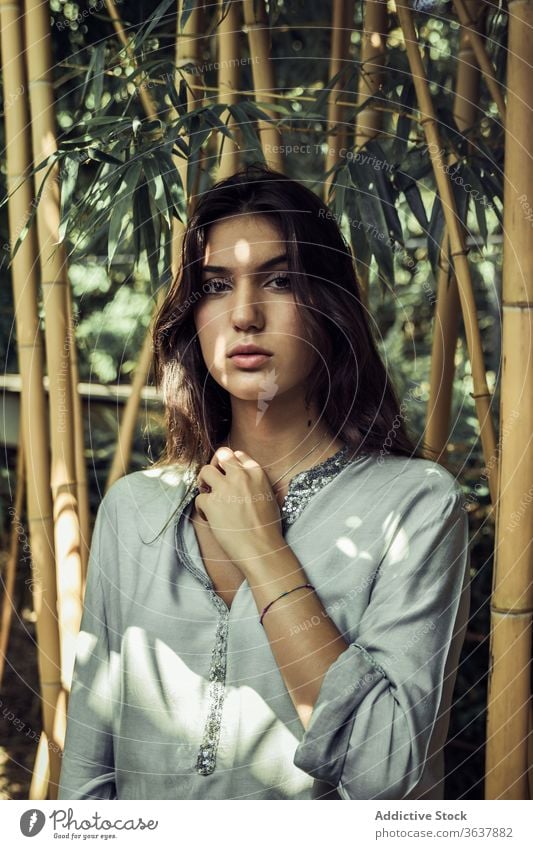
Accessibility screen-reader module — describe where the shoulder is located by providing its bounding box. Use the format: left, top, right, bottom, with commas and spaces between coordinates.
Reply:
344, 451, 465, 511
104, 463, 190, 501
96, 463, 192, 540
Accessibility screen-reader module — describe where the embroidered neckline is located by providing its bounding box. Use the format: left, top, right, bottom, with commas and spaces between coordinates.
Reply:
179, 443, 366, 531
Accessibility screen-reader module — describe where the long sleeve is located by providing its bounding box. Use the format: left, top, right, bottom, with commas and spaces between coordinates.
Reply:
58, 487, 119, 800
292, 481, 470, 800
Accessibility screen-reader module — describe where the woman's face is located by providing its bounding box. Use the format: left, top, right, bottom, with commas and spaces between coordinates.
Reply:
192, 214, 318, 405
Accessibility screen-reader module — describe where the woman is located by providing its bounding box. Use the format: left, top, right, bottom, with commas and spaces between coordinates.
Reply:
58, 163, 470, 800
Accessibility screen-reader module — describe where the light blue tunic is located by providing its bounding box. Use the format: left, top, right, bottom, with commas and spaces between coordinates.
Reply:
58, 448, 470, 800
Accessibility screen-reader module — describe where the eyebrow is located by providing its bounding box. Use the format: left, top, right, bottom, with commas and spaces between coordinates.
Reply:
202, 253, 288, 274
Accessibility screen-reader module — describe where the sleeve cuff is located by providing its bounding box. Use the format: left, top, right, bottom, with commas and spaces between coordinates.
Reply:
293, 642, 386, 786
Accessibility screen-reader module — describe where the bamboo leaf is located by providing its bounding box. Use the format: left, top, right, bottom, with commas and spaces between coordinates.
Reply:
239, 100, 280, 124
87, 148, 123, 166
392, 81, 415, 164
394, 167, 429, 231
179, 0, 197, 33
365, 140, 404, 245
77, 46, 97, 114
332, 164, 349, 223
253, 100, 292, 116
107, 160, 143, 267
203, 107, 234, 139
134, 0, 176, 55
143, 155, 172, 229
9, 160, 57, 261
227, 104, 265, 161
132, 182, 145, 259
349, 159, 395, 291
346, 187, 372, 275
155, 150, 187, 221
427, 192, 445, 283
59, 155, 80, 243
90, 42, 106, 111
462, 164, 488, 244
312, 66, 358, 114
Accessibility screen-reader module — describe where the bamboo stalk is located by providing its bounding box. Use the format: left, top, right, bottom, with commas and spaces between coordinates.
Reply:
324, 0, 354, 197
0, 423, 24, 689
242, 0, 283, 170
425, 0, 483, 464
104, 0, 159, 121
353, 0, 389, 307
0, 0, 63, 798
216, 0, 242, 178
355, 0, 388, 150
485, 0, 533, 800
66, 270, 90, 581
23, 0, 84, 751
175, 0, 206, 215
105, 288, 166, 489
451, 0, 506, 120
396, 1, 498, 504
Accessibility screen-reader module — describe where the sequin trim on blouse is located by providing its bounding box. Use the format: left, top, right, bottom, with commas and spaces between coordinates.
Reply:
175, 443, 367, 775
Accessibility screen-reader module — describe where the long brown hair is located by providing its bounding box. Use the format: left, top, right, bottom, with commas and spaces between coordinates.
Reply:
152, 162, 428, 478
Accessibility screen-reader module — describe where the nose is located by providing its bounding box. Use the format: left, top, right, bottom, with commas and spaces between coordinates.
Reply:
230, 279, 265, 331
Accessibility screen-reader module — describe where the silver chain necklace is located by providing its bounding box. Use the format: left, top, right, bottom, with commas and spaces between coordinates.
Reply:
269, 438, 326, 492
213, 437, 334, 494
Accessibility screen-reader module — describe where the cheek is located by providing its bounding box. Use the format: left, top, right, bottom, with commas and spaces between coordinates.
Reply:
279, 307, 314, 353
193, 303, 216, 348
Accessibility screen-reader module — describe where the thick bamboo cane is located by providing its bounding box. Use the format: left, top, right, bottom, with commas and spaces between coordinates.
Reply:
0, 423, 24, 689
451, 0, 506, 120
324, 0, 354, 198
242, 0, 283, 170
355, 0, 388, 150
23, 0, 84, 711
354, 0, 388, 307
66, 261, 90, 581
485, 0, 533, 800
396, 1, 498, 503
175, 0, 206, 214
425, 0, 482, 464
0, 0, 63, 797
216, 0, 241, 178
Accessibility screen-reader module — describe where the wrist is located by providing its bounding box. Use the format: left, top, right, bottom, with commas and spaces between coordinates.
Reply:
234, 531, 287, 576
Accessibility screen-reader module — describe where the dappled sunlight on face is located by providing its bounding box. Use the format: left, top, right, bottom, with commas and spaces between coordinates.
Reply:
193, 214, 318, 405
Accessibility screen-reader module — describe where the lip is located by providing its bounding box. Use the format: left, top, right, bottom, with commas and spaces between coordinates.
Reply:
228, 343, 273, 357
230, 353, 272, 368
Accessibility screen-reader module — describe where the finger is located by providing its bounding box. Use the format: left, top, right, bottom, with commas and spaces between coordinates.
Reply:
196, 465, 221, 491
194, 494, 208, 522
211, 446, 240, 473
233, 449, 260, 470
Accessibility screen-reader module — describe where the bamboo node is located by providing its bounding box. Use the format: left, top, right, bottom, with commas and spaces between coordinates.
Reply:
469, 391, 492, 400
450, 248, 470, 258
501, 300, 533, 309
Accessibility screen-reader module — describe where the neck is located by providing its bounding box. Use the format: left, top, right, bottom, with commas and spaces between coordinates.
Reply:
217, 393, 344, 481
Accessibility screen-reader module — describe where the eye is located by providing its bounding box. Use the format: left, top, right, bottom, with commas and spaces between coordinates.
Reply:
201, 272, 292, 296
202, 277, 232, 295
266, 273, 291, 291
